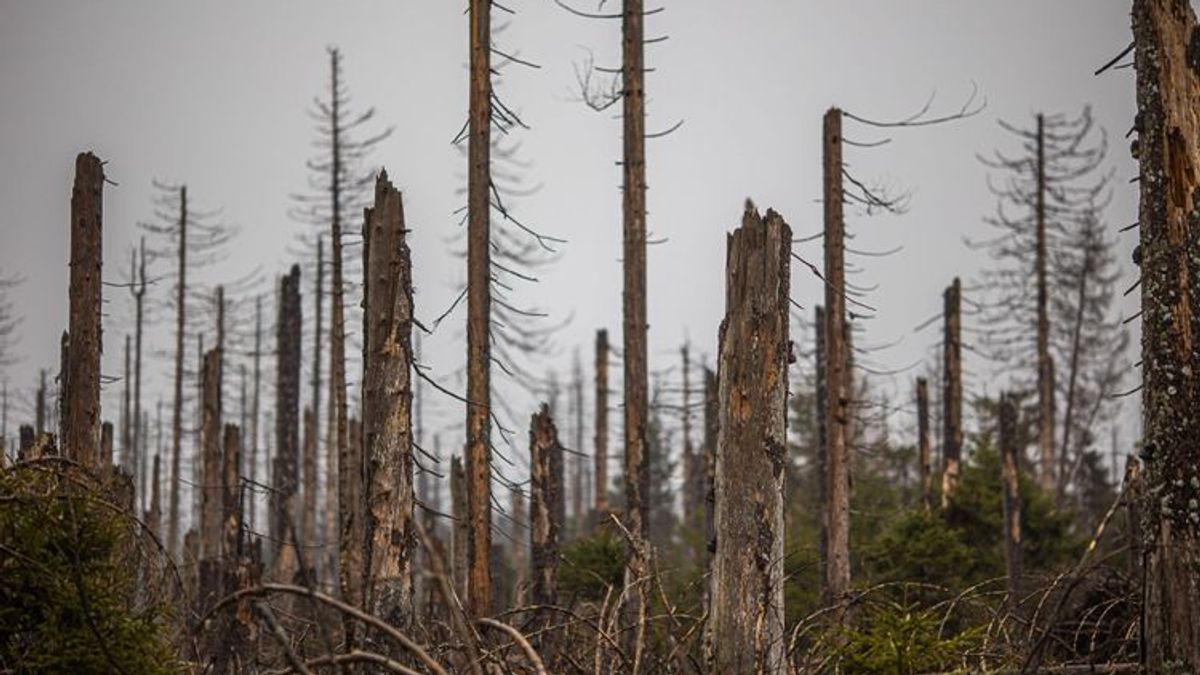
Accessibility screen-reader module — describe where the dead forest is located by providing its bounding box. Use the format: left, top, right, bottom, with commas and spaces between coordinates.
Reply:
4, 1, 1200, 674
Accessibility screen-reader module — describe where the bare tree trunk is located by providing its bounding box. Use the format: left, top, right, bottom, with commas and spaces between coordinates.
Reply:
251, 296, 262, 535
149, 452, 162, 540
35, 370, 45, 436
594, 328, 609, 519
529, 405, 563, 629
66, 152, 104, 468
169, 186, 188, 560
122, 334, 131, 471
450, 455, 468, 602
509, 485, 527, 607
200, 349, 223, 564
100, 422, 113, 468
1058, 246, 1092, 499
465, 0, 495, 618
814, 305, 828, 600
274, 266, 302, 580
59, 330, 68, 449
133, 239, 146, 513
362, 171, 415, 628
1132, 1, 1200, 667
705, 205, 790, 674
1034, 114, 1055, 495
681, 344, 694, 521
572, 355, 585, 534
917, 377, 932, 512
301, 408, 317, 564
823, 109, 851, 608
999, 392, 1022, 605
941, 277, 963, 506
701, 366, 717, 616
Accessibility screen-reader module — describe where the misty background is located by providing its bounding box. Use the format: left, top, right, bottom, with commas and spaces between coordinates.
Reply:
0, 1, 1146, 488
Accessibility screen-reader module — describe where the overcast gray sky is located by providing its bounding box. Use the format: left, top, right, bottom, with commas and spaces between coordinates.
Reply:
0, 1, 1149, 475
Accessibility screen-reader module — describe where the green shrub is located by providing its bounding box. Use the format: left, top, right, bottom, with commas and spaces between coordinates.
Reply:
834, 600, 981, 674
559, 530, 625, 602
0, 463, 180, 674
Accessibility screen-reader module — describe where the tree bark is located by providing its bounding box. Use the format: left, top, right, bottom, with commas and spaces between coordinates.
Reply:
149, 451, 162, 540
704, 205, 791, 674
169, 186, 188, 560
941, 277, 963, 506
100, 421, 113, 468
917, 377, 932, 512
1035, 114, 1055, 495
529, 405, 563, 626
1132, 0, 1200, 668
200, 349, 223, 562
362, 171, 415, 628
122, 334, 131, 472
823, 108, 852, 608
274, 265, 302, 580
133, 239, 146, 514
251, 295, 262, 535
999, 392, 1022, 605
594, 328, 610, 519
450, 454, 469, 602
66, 152, 104, 468
621, 1, 651, 658
815, 305, 829, 600
465, 0, 495, 618
301, 408, 317, 564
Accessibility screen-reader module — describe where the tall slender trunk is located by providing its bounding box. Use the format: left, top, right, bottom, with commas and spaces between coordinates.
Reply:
814, 305, 828, 599
133, 239, 146, 513
169, 186, 188, 559
572, 355, 585, 534
274, 266, 302, 580
1034, 114, 1055, 494
916, 377, 931, 512
941, 278, 963, 506
122, 334, 131, 471
251, 296, 262, 534
66, 152, 104, 468
149, 451, 162, 539
822, 109, 851, 607
999, 392, 1022, 605
705, 206, 790, 674
301, 409, 317, 562
465, 0, 495, 618
681, 345, 694, 520
1058, 246, 1091, 499
1132, 0, 1200, 667
35, 370, 45, 435
701, 367, 717, 613
450, 455, 469, 602
200, 349, 223, 562
594, 329, 609, 518
362, 171, 415, 628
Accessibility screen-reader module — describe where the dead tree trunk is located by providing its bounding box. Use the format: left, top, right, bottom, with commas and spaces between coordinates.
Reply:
814, 305, 828, 600
509, 484, 527, 607
362, 171, 415, 628
999, 391, 1022, 604
301, 408, 317, 562
35, 370, 45, 436
681, 344, 695, 520
1034, 114, 1055, 495
169, 186, 188, 560
66, 152, 104, 468
450, 455, 469, 602
529, 405, 563, 626
59, 330, 68, 450
122, 334, 131, 471
148, 452, 162, 539
251, 295, 262, 535
465, 0, 495, 618
822, 108, 851, 608
132, 239, 147, 513
273, 265, 302, 580
200, 349, 223, 564
941, 277, 963, 506
100, 422, 113, 468
572, 357, 585, 534
702, 367, 717, 576
621, 0, 651, 656
704, 205, 791, 674
917, 377, 932, 512
1132, 0, 1200, 668
594, 328, 609, 518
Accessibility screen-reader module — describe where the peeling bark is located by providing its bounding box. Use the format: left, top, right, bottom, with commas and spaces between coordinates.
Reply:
529, 405, 563, 629
705, 205, 791, 674
66, 152, 104, 468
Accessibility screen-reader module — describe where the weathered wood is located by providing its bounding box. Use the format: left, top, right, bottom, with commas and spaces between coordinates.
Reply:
814, 305, 828, 599
941, 278, 963, 506
362, 171, 415, 628
100, 421, 113, 468
35, 370, 45, 436
169, 186, 188, 561
705, 205, 791, 674
509, 484, 527, 608
620, 0, 651, 661
594, 328, 610, 519
251, 296, 262, 536
122, 334, 131, 471
1132, 0, 1200, 667
66, 152, 104, 468
529, 405, 563, 626
465, 0, 494, 618
1034, 114, 1055, 495
823, 108, 851, 607
200, 349, 223, 561
450, 455, 469, 603
131, 239, 147, 515
999, 392, 1022, 604
301, 408, 317, 559
917, 377, 931, 512
221, 424, 242, 566
148, 451, 161, 540
273, 265, 302, 580
702, 366, 717, 572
